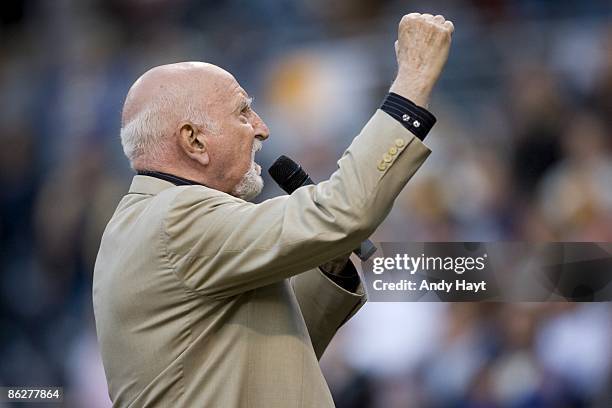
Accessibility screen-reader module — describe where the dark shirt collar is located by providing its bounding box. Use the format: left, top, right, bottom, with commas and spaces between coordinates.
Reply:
136, 170, 205, 187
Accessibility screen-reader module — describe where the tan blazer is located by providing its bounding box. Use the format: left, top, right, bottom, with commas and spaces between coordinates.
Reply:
93, 110, 430, 407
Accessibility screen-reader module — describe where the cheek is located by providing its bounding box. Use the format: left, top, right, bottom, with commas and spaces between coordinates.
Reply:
214, 124, 254, 176
241, 145, 254, 167
240, 135, 254, 160
233, 142, 254, 174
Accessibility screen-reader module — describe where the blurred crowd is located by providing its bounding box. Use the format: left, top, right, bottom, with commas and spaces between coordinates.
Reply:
1, 0, 611, 407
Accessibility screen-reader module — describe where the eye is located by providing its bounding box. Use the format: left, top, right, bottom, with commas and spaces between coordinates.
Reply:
239, 97, 254, 116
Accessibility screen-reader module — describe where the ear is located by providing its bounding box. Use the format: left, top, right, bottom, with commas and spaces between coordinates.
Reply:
178, 123, 209, 166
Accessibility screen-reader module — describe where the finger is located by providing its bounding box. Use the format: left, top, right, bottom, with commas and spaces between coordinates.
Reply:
433, 14, 445, 24
401, 13, 420, 24
394, 40, 399, 54
422, 13, 434, 19
444, 20, 454, 33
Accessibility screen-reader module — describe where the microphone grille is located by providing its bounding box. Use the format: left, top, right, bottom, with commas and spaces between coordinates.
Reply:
268, 155, 301, 185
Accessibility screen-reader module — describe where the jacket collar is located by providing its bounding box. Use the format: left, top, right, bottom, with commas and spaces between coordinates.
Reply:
136, 170, 204, 186
128, 175, 179, 195
129, 171, 208, 195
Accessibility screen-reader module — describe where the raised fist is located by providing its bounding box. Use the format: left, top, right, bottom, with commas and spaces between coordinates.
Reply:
390, 13, 454, 107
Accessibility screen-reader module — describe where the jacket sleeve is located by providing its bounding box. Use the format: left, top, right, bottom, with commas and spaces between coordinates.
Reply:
162, 110, 431, 299
290, 263, 366, 359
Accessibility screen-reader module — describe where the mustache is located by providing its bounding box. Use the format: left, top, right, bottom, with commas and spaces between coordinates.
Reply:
252, 140, 262, 160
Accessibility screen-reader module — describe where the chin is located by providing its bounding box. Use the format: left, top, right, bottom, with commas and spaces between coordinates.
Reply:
231, 165, 264, 201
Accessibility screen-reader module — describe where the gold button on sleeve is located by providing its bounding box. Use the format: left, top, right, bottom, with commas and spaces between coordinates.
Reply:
383, 153, 392, 163
388, 146, 398, 155
377, 161, 387, 171
395, 138, 405, 147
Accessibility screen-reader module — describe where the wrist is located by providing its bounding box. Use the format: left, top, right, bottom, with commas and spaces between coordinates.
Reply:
390, 75, 432, 108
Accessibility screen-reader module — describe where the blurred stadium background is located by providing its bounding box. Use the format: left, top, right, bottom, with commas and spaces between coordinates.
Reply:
1, 0, 611, 406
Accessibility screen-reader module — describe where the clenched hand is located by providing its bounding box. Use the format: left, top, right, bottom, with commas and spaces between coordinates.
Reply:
390, 13, 454, 107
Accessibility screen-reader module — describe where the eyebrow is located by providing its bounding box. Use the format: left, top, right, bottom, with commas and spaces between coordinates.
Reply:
235, 96, 254, 113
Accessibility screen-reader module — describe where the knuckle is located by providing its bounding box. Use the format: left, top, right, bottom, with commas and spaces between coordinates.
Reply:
401, 13, 418, 24
426, 19, 438, 28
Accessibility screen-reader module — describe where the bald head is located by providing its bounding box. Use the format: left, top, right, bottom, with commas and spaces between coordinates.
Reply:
120, 62, 236, 168
119, 61, 270, 200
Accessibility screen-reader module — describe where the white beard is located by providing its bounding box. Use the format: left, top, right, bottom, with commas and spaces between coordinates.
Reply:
231, 140, 264, 201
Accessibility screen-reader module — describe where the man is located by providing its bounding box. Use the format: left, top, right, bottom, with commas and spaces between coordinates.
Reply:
93, 13, 453, 407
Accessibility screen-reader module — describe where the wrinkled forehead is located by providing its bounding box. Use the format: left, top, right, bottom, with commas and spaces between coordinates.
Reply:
210, 75, 244, 103
181, 65, 235, 95
187, 68, 247, 110
122, 62, 244, 122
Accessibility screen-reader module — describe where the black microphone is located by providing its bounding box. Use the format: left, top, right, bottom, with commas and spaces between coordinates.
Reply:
268, 155, 377, 261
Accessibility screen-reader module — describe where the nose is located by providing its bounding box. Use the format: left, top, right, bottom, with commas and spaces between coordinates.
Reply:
253, 112, 270, 141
